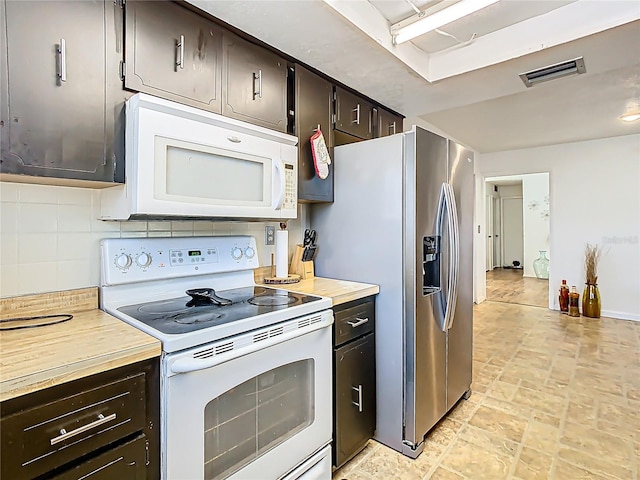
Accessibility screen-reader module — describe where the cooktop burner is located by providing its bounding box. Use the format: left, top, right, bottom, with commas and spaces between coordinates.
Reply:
117, 286, 321, 335
248, 295, 297, 307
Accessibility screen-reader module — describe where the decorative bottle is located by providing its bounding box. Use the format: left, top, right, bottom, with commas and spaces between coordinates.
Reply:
533, 250, 550, 279
559, 280, 569, 313
568, 286, 580, 317
582, 283, 601, 318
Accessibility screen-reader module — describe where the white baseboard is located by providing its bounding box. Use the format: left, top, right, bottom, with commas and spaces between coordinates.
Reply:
601, 310, 640, 322
549, 307, 639, 322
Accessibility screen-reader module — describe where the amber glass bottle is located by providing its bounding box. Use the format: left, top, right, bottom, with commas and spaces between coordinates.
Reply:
568, 286, 580, 317
559, 280, 569, 313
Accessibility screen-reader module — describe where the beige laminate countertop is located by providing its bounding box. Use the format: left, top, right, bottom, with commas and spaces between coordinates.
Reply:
0, 288, 161, 402
262, 276, 379, 306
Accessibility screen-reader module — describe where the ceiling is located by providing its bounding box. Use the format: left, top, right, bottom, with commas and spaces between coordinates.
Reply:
188, 0, 640, 153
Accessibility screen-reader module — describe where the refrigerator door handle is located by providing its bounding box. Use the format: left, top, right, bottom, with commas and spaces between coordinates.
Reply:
444, 183, 460, 331
434, 185, 448, 331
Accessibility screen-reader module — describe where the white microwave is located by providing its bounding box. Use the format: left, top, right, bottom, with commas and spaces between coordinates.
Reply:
101, 94, 298, 221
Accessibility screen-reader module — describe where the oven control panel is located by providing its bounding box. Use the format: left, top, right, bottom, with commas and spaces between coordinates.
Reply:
101, 236, 260, 285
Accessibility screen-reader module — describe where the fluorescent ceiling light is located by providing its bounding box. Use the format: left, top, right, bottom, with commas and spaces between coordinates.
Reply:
393, 0, 500, 45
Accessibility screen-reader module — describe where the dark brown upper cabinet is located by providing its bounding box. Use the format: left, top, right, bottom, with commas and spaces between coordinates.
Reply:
376, 107, 403, 138
334, 87, 374, 140
294, 65, 334, 203
222, 32, 288, 132
0, 0, 123, 184
124, 1, 223, 113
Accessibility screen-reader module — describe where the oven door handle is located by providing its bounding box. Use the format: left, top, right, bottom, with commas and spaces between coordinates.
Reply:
168, 316, 332, 375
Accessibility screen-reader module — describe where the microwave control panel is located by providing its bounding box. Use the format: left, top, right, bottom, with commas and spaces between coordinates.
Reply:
283, 163, 296, 210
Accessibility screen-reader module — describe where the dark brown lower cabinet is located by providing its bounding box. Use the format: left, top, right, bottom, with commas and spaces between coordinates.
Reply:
334, 333, 376, 468
52, 435, 148, 480
332, 296, 376, 469
0, 357, 159, 480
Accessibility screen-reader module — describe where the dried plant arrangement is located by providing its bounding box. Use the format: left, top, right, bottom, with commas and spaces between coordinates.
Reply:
584, 243, 602, 285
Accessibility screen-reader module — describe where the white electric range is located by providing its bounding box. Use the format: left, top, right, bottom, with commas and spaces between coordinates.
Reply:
100, 236, 333, 480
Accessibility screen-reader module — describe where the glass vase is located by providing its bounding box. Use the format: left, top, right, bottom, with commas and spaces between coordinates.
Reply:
582, 283, 601, 318
533, 250, 550, 279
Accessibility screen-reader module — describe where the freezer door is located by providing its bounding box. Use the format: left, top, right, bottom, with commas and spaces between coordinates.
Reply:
446, 141, 474, 410
404, 128, 448, 448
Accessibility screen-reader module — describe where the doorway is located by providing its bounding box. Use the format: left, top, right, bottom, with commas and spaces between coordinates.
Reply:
484, 174, 549, 308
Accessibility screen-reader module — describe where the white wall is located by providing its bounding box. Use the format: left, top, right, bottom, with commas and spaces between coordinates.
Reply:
522, 173, 550, 277
476, 134, 640, 321
0, 182, 306, 297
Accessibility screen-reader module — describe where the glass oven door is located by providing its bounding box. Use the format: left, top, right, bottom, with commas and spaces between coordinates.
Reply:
162, 314, 332, 480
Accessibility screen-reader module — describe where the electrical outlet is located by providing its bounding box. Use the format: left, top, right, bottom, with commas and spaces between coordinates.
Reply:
265, 225, 275, 245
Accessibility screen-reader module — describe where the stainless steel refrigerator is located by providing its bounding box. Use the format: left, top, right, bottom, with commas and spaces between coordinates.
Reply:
312, 126, 474, 458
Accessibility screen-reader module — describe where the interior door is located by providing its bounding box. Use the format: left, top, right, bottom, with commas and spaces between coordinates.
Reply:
492, 197, 502, 268
501, 197, 524, 268
485, 195, 493, 272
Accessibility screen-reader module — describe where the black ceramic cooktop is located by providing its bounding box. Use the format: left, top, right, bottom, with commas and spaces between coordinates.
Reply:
117, 286, 321, 335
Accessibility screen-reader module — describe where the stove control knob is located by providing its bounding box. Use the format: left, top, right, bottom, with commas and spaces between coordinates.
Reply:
115, 253, 132, 270
136, 252, 152, 268
244, 246, 255, 259
231, 247, 243, 260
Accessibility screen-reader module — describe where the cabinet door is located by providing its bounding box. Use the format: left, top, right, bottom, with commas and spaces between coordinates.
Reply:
222, 32, 287, 132
376, 108, 403, 137
1, 0, 120, 183
124, 1, 222, 113
295, 65, 334, 203
334, 87, 373, 140
334, 333, 376, 468
52, 435, 147, 480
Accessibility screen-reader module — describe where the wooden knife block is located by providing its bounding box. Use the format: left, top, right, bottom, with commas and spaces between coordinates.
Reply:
290, 245, 314, 279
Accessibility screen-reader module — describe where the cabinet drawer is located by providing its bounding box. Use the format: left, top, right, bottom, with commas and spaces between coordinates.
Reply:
52, 434, 148, 480
334, 298, 375, 347
1, 372, 146, 479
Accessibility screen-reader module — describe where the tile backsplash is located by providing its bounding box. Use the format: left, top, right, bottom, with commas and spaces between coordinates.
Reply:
0, 182, 306, 298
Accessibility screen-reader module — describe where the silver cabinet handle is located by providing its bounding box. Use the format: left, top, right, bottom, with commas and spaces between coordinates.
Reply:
176, 34, 184, 70
57, 38, 66, 83
346, 317, 369, 328
50, 413, 116, 446
352, 385, 363, 412
227, 136, 241, 143
352, 104, 360, 125
390, 121, 396, 135
253, 70, 262, 99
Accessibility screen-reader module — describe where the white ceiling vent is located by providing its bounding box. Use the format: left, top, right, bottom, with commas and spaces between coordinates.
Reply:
519, 57, 586, 87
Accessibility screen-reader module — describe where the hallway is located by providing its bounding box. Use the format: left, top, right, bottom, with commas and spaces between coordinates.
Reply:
333, 302, 640, 479
486, 268, 549, 308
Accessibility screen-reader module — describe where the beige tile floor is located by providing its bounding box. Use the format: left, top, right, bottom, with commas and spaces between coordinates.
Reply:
333, 302, 640, 480
486, 268, 549, 308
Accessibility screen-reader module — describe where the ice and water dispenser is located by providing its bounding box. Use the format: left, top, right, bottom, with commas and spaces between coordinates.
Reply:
423, 235, 441, 295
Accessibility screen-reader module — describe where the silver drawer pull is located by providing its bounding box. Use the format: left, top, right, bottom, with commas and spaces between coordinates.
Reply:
346, 317, 369, 328
253, 69, 262, 99
352, 385, 363, 412
227, 136, 242, 143
176, 34, 185, 70
57, 38, 66, 83
352, 104, 360, 125
50, 413, 117, 446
